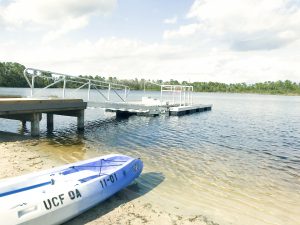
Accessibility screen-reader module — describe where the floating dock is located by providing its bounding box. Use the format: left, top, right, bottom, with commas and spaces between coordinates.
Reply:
90, 102, 161, 117
90, 102, 212, 118
0, 98, 87, 136
169, 104, 212, 116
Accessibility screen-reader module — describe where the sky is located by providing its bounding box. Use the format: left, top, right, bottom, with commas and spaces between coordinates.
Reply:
0, 0, 300, 83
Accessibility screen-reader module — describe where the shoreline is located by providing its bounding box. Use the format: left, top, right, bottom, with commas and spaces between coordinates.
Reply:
1, 87, 300, 97
0, 140, 216, 225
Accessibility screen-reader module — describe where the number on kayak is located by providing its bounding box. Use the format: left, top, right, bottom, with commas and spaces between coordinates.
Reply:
43, 189, 81, 210
100, 173, 118, 189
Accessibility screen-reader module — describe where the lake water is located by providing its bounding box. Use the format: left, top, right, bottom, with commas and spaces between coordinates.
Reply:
1, 88, 300, 225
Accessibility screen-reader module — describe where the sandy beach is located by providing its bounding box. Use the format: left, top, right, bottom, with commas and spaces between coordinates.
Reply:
0, 136, 214, 225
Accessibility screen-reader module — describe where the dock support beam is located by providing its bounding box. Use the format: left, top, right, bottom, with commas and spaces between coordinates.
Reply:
47, 113, 54, 131
31, 113, 41, 137
0, 98, 87, 137
77, 110, 84, 131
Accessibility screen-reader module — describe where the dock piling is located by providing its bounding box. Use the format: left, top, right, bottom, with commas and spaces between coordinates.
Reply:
31, 113, 41, 137
77, 110, 84, 131
47, 113, 54, 131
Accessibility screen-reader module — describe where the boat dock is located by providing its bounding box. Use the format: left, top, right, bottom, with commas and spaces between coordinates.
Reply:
90, 101, 161, 117
0, 98, 211, 136
91, 101, 212, 117
0, 68, 213, 136
0, 98, 87, 136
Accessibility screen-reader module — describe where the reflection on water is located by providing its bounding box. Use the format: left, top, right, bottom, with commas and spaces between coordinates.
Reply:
1, 90, 300, 225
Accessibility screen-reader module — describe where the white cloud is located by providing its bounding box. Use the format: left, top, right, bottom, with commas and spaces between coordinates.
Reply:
163, 16, 177, 24
165, 0, 300, 51
0, 37, 187, 77
0, 0, 117, 41
1, 0, 116, 26
1, 35, 299, 83
1, 0, 300, 83
163, 23, 202, 39
42, 16, 89, 43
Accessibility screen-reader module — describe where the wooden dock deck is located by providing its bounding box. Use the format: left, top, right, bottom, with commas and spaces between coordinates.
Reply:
0, 98, 87, 136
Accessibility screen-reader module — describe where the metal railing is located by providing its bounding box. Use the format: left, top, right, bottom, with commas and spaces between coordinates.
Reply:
160, 85, 193, 106
23, 68, 129, 102
143, 81, 193, 106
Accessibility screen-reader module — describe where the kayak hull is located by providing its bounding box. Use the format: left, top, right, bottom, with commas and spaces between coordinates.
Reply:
0, 154, 143, 225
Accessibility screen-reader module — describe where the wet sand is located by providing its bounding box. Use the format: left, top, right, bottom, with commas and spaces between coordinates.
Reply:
0, 139, 214, 225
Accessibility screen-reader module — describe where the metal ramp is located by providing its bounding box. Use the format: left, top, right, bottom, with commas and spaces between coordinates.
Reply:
22, 68, 210, 117
23, 68, 129, 103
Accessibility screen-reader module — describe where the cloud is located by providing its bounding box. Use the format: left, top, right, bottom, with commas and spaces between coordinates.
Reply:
0, 0, 117, 40
1, 35, 299, 83
165, 0, 300, 51
42, 16, 89, 43
229, 29, 299, 51
1, 0, 300, 83
163, 23, 202, 39
163, 16, 177, 24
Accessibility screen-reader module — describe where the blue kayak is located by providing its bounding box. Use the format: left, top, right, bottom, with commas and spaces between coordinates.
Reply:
0, 154, 143, 225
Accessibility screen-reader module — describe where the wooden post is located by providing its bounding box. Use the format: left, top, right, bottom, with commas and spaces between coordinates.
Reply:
31, 113, 41, 136
77, 110, 84, 131
21, 120, 26, 128
47, 113, 54, 131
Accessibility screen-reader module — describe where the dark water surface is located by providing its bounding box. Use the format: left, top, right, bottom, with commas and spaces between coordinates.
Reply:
1, 88, 300, 225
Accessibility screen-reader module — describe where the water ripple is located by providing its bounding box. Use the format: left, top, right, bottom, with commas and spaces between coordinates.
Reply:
1, 91, 300, 225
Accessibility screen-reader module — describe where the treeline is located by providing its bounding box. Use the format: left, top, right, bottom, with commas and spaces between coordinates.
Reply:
1, 62, 300, 95
0, 62, 27, 87
192, 81, 300, 95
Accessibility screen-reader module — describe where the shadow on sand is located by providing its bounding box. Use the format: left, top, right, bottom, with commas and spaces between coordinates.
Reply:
64, 172, 165, 225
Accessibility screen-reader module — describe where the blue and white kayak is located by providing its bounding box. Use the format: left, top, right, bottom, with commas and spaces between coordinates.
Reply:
0, 154, 143, 225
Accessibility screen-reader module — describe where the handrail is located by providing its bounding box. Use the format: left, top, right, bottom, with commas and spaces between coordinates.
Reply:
23, 68, 130, 102
142, 80, 193, 106
24, 68, 128, 88
23, 68, 193, 106
160, 84, 193, 106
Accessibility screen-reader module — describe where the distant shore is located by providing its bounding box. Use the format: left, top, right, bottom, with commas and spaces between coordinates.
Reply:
1, 62, 300, 96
